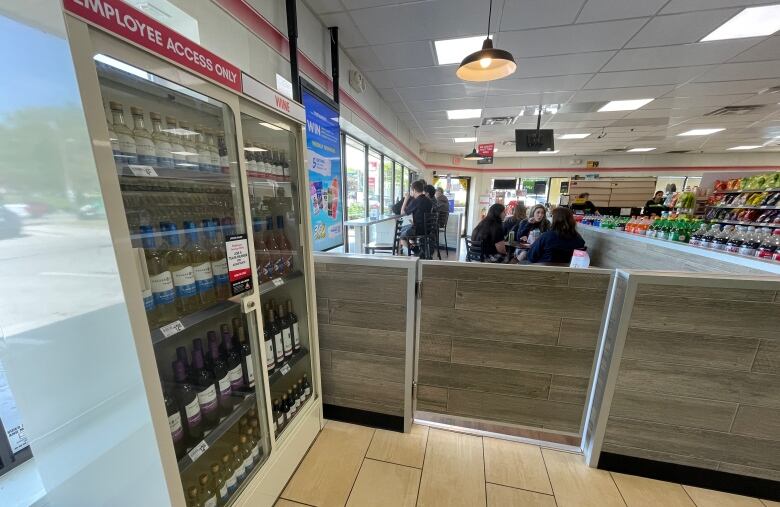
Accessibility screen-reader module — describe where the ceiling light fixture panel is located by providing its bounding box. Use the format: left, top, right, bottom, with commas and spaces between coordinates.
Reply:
559, 133, 591, 139
435, 36, 492, 65
678, 128, 725, 136
728, 145, 761, 150
627, 147, 656, 152
258, 122, 284, 130
447, 109, 482, 119
598, 99, 655, 112
453, 137, 477, 143
701, 4, 780, 41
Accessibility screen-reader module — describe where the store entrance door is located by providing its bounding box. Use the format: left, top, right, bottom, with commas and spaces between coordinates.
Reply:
433, 175, 471, 236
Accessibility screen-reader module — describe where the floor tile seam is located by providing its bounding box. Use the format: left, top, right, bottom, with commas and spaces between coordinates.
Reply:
482, 436, 488, 507
607, 471, 629, 507
363, 456, 424, 471
485, 481, 557, 497
538, 446, 557, 499
415, 427, 432, 507
343, 428, 378, 507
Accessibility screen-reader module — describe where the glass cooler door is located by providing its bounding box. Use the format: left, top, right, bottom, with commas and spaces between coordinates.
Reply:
93, 56, 271, 504
239, 104, 315, 440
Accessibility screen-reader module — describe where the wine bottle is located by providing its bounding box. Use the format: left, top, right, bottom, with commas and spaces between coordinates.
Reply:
287, 388, 298, 416
176, 346, 191, 379
240, 434, 254, 476
231, 444, 246, 484
235, 320, 255, 388
191, 349, 219, 429
254, 218, 272, 283
263, 310, 275, 372
203, 219, 230, 300
287, 300, 301, 352
302, 374, 312, 398
275, 215, 293, 274
210, 462, 228, 506
197, 472, 217, 507
186, 486, 201, 507
222, 324, 245, 394
184, 221, 217, 306
139, 225, 177, 325
221, 453, 237, 495
163, 222, 200, 315
264, 216, 283, 278
192, 338, 206, 370
281, 394, 291, 423
272, 399, 283, 434
172, 361, 203, 444
206, 330, 218, 368
164, 390, 186, 460
248, 420, 262, 463
209, 341, 233, 416
279, 304, 293, 359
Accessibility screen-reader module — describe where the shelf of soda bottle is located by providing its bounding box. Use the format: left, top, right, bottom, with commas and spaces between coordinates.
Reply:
181, 406, 266, 507
272, 373, 313, 439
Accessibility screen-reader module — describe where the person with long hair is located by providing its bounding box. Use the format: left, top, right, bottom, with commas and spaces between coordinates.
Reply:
513, 204, 550, 241
502, 202, 527, 237
471, 203, 507, 261
527, 207, 586, 264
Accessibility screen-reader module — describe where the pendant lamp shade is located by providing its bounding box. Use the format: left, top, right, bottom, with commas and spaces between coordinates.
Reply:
463, 125, 484, 161
456, 38, 516, 82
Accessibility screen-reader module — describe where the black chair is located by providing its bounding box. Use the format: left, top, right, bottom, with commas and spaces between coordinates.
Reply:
366, 218, 402, 255
437, 211, 449, 259
406, 212, 440, 260
464, 236, 484, 262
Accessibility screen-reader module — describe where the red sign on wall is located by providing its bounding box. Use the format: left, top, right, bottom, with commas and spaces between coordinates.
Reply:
477, 143, 495, 165
64, 0, 242, 92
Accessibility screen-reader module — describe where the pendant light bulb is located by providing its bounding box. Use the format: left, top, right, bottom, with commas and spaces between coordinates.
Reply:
456, 0, 516, 82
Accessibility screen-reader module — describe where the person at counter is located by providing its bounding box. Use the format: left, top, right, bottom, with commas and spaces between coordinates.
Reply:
527, 207, 586, 264
570, 192, 600, 215
472, 203, 507, 262
643, 191, 667, 216
400, 180, 433, 254
502, 202, 527, 237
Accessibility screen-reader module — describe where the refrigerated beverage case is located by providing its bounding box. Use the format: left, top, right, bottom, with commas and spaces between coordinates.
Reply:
221, 453, 237, 495
245, 144, 258, 176
130, 107, 156, 166
206, 130, 220, 173
279, 304, 293, 358
198, 473, 217, 507
302, 374, 311, 397
240, 434, 253, 476
196, 126, 214, 172
253, 218, 273, 282
107, 107, 120, 161
149, 112, 174, 169
172, 361, 204, 444
288, 388, 298, 415
265, 216, 284, 277
273, 399, 283, 434
179, 121, 200, 168
165, 116, 187, 166
210, 463, 227, 506
191, 350, 219, 429
231, 444, 246, 484
187, 486, 201, 507
222, 324, 245, 394
236, 322, 255, 388
248, 421, 262, 462
184, 221, 217, 306
210, 341, 234, 416
203, 219, 230, 300
270, 308, 284, 366
275, 215, 293, 273
217, 133, 230, 173
288, 300, 301, 352
263, 309, 275, 372
163, 223, 200, 314
109, 101, 137, 164
139, 225, 177, 326
164, 391, 186, 460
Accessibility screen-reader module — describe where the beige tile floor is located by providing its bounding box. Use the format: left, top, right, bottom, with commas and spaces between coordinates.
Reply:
278, 421, 777, 507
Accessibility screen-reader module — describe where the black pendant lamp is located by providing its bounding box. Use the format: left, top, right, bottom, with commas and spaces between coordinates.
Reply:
457, 0, 516, 82
463, 125, 483, 161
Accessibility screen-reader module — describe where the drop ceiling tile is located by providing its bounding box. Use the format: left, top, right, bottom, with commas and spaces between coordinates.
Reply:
665, 79, 780, 97
577, 0, 666, 23
603, 39, 758, 71
349, 0, 489, 46
344, 46, 382, 71
484, 91, 576, 108
499, 19, 647, 58
645, 94, 753, 109
734, 94, 780, 105
661, 0, 778, 14
511, 51, 616, 78
319, 12, 367, 47
364, 70, 395, 89
585, 66, 713, 88
693, 61, 780, 82
487, 74, 592, 95
398, 82, 487, 101
341, 0, 408, 8
304, 0, 344, 14
553, 111, 629, 121
370, 65, 462, 88
626, 9, 740, 48
405, 96, 485, 112
367, 41, 438, 71
499, 0, 582, 30
570, 85, 674, 102
729, 36, 780, 62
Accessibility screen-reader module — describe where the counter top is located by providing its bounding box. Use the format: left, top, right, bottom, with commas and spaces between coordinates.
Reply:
579, 225, 780, 275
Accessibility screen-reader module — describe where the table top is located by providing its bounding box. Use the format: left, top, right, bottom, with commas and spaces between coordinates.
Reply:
507, 240, 532, 249
344, 214, 402, 227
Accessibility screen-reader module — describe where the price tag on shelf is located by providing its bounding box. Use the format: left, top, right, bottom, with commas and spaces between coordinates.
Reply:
272, 278, 284, 287
279, 364, 291, 376
187, 440, 209, 462
160, 320, 185, 338
128, 165, 158, 177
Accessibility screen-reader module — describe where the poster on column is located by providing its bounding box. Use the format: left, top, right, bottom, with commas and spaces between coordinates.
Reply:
301, 82, 343, 251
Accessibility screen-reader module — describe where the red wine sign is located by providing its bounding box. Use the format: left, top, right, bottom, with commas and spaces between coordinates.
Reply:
63, 0, 242, 91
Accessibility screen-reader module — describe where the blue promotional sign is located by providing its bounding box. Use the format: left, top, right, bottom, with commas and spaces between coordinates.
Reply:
302, 86, 343, 251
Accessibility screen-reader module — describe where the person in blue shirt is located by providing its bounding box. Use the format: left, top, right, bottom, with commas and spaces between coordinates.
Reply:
527, 207, 586, 264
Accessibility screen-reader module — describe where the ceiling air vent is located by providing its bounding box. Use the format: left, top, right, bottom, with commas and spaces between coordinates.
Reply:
666, 150, 692, 154
483, 116, 518, 126
705, 105, 764, 116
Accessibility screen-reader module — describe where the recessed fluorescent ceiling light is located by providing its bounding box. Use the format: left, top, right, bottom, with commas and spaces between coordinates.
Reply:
628, 147, 656, 152
728, 145, 761, 150
258, 122, 283, 130
559, 133, 590, 139
701, 5, 780, 41
598, 98, 654, 112
539, 150, 560, 154
447, 109, 482, 120
453, 137, 477, 143
678, 128, 725, 136
434, 36, 492, 65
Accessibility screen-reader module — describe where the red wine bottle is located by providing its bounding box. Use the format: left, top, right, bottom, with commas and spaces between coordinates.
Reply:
191, 349, 219, 429
222, 324, 245, 394
235, 321, 255, 388
172, 360, 203, 444
164, 390, 186, 460
209, 341, 233, 416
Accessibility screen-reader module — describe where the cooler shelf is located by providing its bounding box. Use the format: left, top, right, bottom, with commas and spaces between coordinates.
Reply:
258, 269, 304, 296
708, 220, 780, 228
151, 300, 239, 345
268, 347, 309, 386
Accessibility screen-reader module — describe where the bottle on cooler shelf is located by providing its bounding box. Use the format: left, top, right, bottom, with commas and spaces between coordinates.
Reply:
221, 453, 237, 496
190, 349, 219, 429
263, 309, 276, 372
257, 146, 270, 179
234, 320, 255, 389
288, 387, 299, 414
254, 218, 273, 282
106, 106, 120, 161
198, 473, 218, 507
302, 374, 312, 398
221, 323, 245, 394
265, 216, 283, 277
195, 126, 214, 172
273, 399, 283, 434
701, 224, 720, 249
281, 150, 290, 182
244, 144, 258, 176
275, 216, 293, 273
139, 225, 177, 326
757, 230, 780, 260
713, 225, 735, 251
210, 340, 234, 416
246, 427, 260, 465
130, 107, 156, 166
248, 420, 262, 461
172, 360, 204, 444
164, 391, 186, 460
270, 308, 284, 367
187, 486, 201, 507
206, 130, 220, 173
179, 121, 200, 169
217, 133, 230, 173
210, 462, 228, 506
184, 221, 217, 307
281, 394, 291, 423
287, 300, 301, 352
109, 101, 137, 164
165, 116, 187, 167
150, 112, 174, 169
240, 434, 254, 476
739, 227, 761, 257
231, 444, 246, 484
278, 304, 293, 359
162, 223, 200, 314
203, 219, 230, 300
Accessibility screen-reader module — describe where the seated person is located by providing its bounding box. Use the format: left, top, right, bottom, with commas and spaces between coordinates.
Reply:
527, 207, 586, 264
513, 204, 550, 241
569, 192, 600, 215
502, 202, 527, 237
400, 179, 433, 254
471, 203, 507, 262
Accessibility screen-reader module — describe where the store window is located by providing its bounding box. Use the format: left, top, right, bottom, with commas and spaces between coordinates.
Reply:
520, 178, 549, 206
368, 150, 381, 218
345, 136, 367, 220
394, 164, 404, 202
383, 158, 395, 212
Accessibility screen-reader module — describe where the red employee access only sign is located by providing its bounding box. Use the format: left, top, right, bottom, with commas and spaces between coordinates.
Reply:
64, 0, 242, 92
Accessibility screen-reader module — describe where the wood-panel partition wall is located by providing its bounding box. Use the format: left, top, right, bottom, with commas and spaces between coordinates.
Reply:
313, 254, 416, 432
416, 262, 613, 436
589, 271, 780, 488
